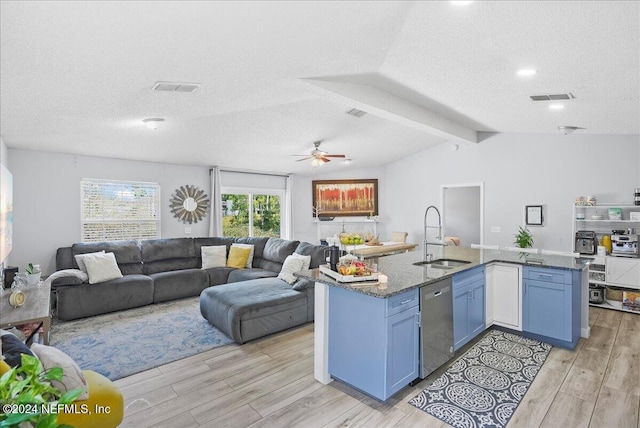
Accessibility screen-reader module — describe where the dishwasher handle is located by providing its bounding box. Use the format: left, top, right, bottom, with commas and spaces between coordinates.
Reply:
423, 286, 451, 302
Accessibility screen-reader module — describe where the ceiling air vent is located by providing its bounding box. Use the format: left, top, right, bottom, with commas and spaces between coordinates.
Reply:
152, 81, 201, 93
530, 93, 575, 101
346, 108, 367, 118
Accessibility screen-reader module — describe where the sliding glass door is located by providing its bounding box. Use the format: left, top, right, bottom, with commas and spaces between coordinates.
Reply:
222, 190, 282, 238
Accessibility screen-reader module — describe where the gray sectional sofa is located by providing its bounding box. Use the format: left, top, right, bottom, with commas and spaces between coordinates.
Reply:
54, 237, 326, 343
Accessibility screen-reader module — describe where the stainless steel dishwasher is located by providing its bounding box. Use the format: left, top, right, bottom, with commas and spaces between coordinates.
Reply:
419, 277, 454, 378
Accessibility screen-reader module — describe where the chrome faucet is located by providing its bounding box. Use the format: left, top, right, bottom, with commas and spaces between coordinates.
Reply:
423, 205, 445, 261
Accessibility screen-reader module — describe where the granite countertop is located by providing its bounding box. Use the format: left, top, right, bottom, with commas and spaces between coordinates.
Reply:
296, 246, 590, 298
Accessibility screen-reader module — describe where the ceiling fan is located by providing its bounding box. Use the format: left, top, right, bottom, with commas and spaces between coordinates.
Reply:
294, 141, 346, 166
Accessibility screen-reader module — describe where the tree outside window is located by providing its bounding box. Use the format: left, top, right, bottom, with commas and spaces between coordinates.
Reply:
222, 193, 280, 237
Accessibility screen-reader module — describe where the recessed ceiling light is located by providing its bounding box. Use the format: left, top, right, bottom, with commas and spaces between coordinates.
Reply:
343, 159, 352, 164
558, 126, 579, 134
142, 118, 165, 130
517, 69, 537, 77
451, 1, 474, 5
549, 104, 565, 110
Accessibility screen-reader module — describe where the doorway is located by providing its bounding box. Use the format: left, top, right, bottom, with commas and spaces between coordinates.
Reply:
441, 183, 484, 248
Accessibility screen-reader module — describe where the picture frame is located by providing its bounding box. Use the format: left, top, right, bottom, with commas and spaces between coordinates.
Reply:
312, 179, 378, 217
526, 205, 543, 226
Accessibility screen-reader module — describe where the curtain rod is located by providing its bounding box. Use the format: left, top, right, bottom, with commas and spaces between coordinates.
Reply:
212, 168, 290, 178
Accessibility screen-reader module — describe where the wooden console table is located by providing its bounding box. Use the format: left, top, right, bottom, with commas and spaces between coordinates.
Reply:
0, 282, 52, 344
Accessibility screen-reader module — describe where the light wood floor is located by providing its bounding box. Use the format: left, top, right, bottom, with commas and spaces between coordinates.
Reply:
114, 306, 640, 428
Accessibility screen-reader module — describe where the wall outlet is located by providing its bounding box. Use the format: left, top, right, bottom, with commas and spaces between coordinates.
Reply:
184, 227, 192, 235
491, 226, 501, 233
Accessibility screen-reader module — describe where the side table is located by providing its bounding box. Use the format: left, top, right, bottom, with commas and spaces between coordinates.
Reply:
0, 282, 52, 344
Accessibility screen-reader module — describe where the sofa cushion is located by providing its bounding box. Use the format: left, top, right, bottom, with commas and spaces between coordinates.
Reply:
226, 246, 251, 269
194, 237, 236, 265
203, 267, 236, 286
74, 250, 105, 273
200, 278, 307, 344
257, 238, 300, 273
150, 269, 209, 303
82, 252, 123, 284
141, 238, 199, 275
277, 255, 306, 284
235, 237, 269, 266
230, 243, 254, 268
72, 241, 143, 275
201, 245, 227, 269
56, 275, 154, 321
1, 330, 35, 367
227, 268, 278, 283
295, 242, 329, 269
30, 344, 89, 400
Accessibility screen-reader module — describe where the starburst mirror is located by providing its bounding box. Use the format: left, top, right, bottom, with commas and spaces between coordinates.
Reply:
169, 185, 209, 224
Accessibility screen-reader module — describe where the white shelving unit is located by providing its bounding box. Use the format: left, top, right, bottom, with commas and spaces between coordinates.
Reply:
573, 204, 640, 314
314, 218, 379, 245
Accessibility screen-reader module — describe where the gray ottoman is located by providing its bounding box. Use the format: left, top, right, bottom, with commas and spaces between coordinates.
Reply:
199, 278, 309, 344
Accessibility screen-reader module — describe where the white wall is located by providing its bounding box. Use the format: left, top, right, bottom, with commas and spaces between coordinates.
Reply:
443, 186, 481, 247
383, 133, 640, 252
8, 150, 211, 274
292, 166, 387, 244
0, 137, 7, 166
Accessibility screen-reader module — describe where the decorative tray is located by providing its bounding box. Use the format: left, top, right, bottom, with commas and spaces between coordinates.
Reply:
319, 264, 379, 283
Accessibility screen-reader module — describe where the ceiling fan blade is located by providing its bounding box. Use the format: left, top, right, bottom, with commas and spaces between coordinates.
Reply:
295, 156, 314, 162
323, 154, 346, 158
319, 156, 332, 163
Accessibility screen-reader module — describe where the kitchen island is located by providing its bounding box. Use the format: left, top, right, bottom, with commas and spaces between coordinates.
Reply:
296, 246, 590, 401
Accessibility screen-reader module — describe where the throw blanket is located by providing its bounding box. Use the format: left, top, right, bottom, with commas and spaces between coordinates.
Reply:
44, 269, 88, 287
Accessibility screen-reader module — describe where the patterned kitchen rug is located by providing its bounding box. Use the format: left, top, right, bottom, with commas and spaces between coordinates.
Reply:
409, 329, 551, 428
50, 297, 234, 381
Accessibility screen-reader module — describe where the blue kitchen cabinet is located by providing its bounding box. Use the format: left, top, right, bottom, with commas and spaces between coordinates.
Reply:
328, 286, 419, 401
453, 265, 486, 351
523, 266, 580, 348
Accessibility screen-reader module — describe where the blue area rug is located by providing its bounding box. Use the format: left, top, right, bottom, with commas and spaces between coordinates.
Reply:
50, 297, 233, 381
409, 329, 551, 428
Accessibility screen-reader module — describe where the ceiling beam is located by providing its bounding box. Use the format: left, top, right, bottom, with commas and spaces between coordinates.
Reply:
303, 76, 478, 144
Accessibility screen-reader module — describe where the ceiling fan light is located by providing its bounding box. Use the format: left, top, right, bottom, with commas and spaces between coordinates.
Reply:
311, 158, 324, 167
143, 118, 165, 129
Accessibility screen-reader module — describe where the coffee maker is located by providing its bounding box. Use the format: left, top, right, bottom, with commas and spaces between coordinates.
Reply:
324, 246, 341, 271
575, 231, 597, 255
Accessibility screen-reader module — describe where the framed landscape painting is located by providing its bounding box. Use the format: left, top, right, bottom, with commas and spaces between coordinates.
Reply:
312, 179, 378, 217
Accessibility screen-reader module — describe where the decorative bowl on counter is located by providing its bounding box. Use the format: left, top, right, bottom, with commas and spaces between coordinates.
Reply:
591, 215, 603, 220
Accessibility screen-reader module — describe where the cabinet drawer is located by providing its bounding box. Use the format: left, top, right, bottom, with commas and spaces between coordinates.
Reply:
524, 267, 569, 284
386, 288, 419, 317
453, 265, 485, 290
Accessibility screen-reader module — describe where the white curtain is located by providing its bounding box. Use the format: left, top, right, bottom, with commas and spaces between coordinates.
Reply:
208, 166, 223, 237
283, 174, 294, 240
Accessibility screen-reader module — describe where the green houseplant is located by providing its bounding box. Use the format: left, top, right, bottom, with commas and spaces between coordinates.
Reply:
25, 263, 42, 286
513, 226, 534, 248
0, 354, 82, 428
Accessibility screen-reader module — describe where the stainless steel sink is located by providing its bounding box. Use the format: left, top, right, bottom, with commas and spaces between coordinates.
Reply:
413, 259, 472, 269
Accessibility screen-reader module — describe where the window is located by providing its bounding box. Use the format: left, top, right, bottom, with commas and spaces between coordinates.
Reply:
222, 190, 282, 238
81, 179, 160, 242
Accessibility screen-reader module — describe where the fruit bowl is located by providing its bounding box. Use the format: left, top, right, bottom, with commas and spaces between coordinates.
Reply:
339, 233, 364, 245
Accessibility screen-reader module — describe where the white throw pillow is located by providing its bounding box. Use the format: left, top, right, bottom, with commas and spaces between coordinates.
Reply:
231, 243, 255, 268
83, 252, 123, 284
74, 250, 105, 273
277, 255, 306, 285
30, 343, 89, 400
201, 245, 227, 269
291, 253, 311, 271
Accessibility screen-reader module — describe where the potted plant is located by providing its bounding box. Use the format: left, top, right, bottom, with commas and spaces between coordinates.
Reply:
0, 354, 82, 428
25, 263, 41, 286
513, 226, 534, 248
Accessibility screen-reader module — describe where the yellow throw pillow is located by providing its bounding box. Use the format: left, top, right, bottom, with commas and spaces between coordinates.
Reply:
227, 246, 251, 269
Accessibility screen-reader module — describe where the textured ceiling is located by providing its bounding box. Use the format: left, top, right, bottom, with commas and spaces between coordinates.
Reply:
1, 1, 638, 176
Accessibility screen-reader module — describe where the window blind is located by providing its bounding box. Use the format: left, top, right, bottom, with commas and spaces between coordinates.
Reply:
81, 179, 160, 242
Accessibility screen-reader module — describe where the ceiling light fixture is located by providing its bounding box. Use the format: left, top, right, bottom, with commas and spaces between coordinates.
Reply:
343, 159, 352, 164
142, 118, 165, 130
558, 126, 579, 135
517, 69, 537, 77
549, 104, 565, 110
311, 158, 325, 167
450, 1, 474, 5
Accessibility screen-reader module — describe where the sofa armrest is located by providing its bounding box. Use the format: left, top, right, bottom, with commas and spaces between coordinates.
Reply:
292, 278, 314, 291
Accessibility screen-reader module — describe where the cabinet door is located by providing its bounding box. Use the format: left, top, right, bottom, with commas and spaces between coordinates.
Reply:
453, 284, 471, 351
523, 279, 570, 341
469, 279, 486, 338
606, 258, 640, 288
386, 306, 419, 398
493, 264, 522, 330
